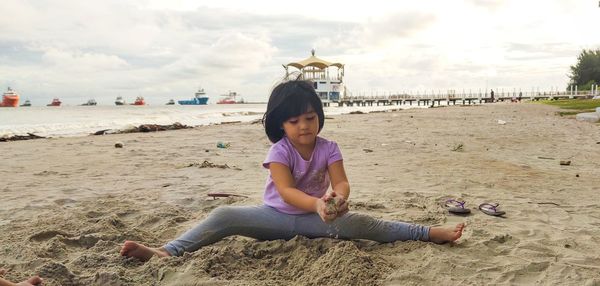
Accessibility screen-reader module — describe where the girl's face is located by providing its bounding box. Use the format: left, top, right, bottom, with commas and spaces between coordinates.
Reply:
282, 107, 319, 148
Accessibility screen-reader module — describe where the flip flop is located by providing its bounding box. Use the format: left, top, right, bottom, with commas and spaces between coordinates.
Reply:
479, 203, 506, 216
444, 199, 471, 215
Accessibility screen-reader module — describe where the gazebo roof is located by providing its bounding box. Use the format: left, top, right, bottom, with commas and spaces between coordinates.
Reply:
286, 50, 344, 69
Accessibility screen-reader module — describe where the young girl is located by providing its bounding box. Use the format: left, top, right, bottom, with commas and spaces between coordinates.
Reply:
120, 80, 465, 261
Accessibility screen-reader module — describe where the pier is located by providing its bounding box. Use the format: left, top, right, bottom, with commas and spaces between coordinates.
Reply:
323, 86, 598, 107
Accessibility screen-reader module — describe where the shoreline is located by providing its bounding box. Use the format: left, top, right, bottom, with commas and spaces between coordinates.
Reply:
0, 103, 412, 139
1, 103, 600, 285
0, 106, 406, 142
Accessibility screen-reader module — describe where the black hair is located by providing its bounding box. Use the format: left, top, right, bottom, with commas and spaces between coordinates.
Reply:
262, 79, 325, 143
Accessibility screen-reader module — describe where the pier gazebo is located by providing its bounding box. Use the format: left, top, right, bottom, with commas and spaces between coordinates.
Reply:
284, 49, 345, 102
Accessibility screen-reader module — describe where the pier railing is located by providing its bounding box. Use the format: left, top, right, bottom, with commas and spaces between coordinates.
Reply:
325, 88, 598, 107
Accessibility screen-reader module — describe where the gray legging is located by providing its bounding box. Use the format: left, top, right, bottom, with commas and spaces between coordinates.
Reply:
163, 205, 430, 256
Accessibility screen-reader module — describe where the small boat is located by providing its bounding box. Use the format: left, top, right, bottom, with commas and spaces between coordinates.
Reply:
132, 96, 145, 105
178, 88, 209, 105
217, 91, 243, 104
166, 99, 175, 105
81, 99, 97, 106
20, 99, 31, 107
1, 87, 19, 107
115, 96, 125, 105
47, 98, 61, 106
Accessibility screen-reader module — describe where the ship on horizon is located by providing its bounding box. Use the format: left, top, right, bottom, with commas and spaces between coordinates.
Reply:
217, 91, 243, 104
115, 96, 125, 105
20, 99, 31, 107
81, 99, 97, 106
1, 87, 20, 107
178, 88, 209, 105
132, 96, 145, 105
47, 98, 61, 106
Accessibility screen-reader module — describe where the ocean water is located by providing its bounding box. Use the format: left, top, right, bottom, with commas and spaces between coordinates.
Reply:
0, 104, 420, 138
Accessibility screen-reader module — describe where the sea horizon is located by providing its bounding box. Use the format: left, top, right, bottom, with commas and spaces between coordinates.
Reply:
0, 103, 419, 138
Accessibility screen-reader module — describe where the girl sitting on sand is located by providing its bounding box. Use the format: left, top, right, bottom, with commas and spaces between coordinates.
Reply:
121, 79, 465, 261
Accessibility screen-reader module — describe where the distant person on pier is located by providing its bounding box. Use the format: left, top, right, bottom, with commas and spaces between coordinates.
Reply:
490, 89, 495, 102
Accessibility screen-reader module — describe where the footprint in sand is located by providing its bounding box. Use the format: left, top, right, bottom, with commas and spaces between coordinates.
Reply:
29, 230, 73, 242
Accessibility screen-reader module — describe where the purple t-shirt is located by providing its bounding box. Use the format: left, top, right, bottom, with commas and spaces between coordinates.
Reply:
262, 136, 343, 214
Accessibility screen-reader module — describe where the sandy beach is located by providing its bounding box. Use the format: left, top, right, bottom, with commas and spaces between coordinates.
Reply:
1, 103, 600, 285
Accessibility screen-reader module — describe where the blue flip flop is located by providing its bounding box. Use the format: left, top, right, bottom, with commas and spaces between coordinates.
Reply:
479, 203, 506, 216
445, 199, 471, 215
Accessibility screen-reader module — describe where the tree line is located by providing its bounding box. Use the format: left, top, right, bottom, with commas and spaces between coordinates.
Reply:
569, 49, 600, 90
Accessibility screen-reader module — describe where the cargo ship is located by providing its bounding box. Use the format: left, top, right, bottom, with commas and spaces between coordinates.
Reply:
1, 87, 19, 107
132, 96, 145, 105
47, 98, 61, 106
216, 91, 242, 104
115, 96, 125, 105
178, 88, 209, 105
81, 99, 97, 106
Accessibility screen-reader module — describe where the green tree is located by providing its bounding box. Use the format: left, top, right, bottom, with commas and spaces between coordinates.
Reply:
568, 49, 600, 90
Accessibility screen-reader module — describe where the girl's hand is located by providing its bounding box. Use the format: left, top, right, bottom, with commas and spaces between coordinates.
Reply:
328, 191, 349, 218
315, 196, 337, 223
317, 192, 349, 222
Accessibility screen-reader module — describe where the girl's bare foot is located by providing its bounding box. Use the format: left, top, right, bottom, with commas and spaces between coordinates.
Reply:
16, 276, 43, 286
120, 241, 171, 262
429, 223, 465, 243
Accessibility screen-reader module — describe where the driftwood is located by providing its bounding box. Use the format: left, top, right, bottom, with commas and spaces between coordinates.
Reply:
0, 133, 45, 142
93, 122, 191, 135
207, 193, 249, 200
186, 160, 242, 170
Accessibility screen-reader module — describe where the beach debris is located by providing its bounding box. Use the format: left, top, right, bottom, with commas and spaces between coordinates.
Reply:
537, 156, 554, 160
451, 143, 464, 152
497, 119, 507, 125
93, 129, 111, 135
362, 148, 373, 153
138, 122, 189, 132
207, 192, 248, 200
576, 174, 580, 177
217, 141, 231, 148
186, 160, 241, 170
93, 122, 191, 135
349, 111, 364, 114
536, 202, 560, 206
559, 160, 571, 166
114, 142, 124, 148
0, 133, 45, 142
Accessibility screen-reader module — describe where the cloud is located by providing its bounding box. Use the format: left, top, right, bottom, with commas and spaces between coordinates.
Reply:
467, 0, 504, 9
0, 1, 595, 104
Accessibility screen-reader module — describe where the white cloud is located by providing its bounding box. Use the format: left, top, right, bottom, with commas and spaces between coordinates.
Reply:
0, 0, 599, 104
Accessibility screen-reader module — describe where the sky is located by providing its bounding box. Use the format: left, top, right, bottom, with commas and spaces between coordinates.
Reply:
0, 0, 599, 105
